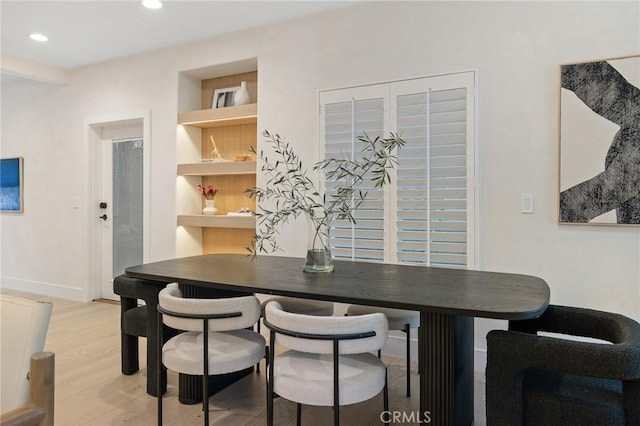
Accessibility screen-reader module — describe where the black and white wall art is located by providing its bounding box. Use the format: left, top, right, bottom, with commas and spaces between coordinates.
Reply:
559, 55, 640, 225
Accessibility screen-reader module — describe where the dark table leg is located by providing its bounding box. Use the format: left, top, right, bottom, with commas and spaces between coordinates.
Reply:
419, 312, 474, 426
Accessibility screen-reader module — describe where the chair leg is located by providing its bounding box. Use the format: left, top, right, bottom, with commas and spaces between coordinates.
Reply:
157, 310, 163, 426
383, 369, 389, 426
256, 319, 262, 373
203, 320, 210, 426
203, 388, 209, 426
121, 297, 139, 375
267, 331, 276, 426
417, 326, 420, 374
333, 341, 340, 426
296, 403, 302, 426
405, 323, 411, 397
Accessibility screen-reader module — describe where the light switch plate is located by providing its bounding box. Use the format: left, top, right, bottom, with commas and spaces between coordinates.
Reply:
521, 193, 534, 214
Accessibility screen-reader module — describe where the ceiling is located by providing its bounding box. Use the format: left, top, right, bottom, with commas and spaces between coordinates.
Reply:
1, 1, 356, 70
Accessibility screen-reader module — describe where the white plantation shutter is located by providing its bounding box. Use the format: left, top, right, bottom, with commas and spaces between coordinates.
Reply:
320, 72, 475, 269
323, 95, 386, 262
395, 87, 470, 267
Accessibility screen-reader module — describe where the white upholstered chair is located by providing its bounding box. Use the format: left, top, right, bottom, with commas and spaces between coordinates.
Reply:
0, 294, 54, 426
156, 283, 265, 426
258, 297, 334, 334
264, 300, 389, 426
255, 296, 334, 371
346, 305, 419, 397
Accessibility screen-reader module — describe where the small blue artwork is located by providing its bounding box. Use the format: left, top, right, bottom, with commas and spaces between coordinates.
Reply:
0, 157, 23, 212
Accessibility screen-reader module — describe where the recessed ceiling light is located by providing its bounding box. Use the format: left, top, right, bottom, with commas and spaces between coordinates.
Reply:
142, 0, 162, 9
29, 33, 48, 42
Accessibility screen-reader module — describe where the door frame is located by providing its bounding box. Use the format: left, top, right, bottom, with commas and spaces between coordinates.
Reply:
86, 110, 151, 300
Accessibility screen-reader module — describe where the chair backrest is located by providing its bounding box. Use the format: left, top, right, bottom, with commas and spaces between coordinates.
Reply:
264, 301, 388, 354
0, 294, 52, 413
158, 283, 260, 332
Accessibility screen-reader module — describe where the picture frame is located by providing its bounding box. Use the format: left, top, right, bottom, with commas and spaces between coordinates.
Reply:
0, 157, 24, 213
212, 86, 240, 109
559, 55, 640, 225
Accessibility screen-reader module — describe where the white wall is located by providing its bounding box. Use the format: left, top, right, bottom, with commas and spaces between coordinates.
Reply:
2, 1, 639, 359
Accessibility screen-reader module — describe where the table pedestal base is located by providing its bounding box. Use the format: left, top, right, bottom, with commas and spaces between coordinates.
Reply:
420, 312, 474, 426
178, 368, 254, 404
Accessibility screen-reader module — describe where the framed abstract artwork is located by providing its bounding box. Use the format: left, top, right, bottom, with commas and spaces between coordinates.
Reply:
559, 55, 640, 225
0, 157, 24, 213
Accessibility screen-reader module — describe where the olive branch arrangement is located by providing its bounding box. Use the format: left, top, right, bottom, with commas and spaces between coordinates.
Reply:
245, 130, 405, 257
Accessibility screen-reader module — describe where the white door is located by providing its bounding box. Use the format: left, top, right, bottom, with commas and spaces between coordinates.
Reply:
98, 137, 145, 300
89, 114, 148, 300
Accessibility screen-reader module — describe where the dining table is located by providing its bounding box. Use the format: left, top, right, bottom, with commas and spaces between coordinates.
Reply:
125, 253, 550, 426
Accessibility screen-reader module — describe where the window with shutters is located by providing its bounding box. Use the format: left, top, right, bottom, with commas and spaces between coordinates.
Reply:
320, 72, 476, 269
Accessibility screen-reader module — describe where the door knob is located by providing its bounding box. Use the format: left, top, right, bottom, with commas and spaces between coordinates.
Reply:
99, 214, 108, 221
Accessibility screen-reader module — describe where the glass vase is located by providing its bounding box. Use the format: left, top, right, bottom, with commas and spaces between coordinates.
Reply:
303, 209, 333, 273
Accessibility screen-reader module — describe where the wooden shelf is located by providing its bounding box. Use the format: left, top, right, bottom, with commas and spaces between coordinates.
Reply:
178, 104, 257, 128
177, 214, 256, 229
178, 161, 256, 176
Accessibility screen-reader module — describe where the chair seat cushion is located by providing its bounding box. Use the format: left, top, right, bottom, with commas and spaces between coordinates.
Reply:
523, 369, 624, 426
123, 305, 147, 337
262, 297, 333, 317
347, 305, 419, 330
272, 350, 386, 406
163, 329, 265, 376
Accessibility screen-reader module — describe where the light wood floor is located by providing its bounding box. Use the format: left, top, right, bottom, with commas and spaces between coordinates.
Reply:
1, 289, 487, 425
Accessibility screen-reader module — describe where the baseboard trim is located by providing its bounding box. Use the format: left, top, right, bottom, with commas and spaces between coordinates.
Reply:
0, 275, 85, 301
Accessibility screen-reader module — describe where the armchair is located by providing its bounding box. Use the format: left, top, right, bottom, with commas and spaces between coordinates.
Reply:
486, 305, 640, 425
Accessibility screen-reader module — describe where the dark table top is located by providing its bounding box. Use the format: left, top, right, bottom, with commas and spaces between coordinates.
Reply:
125, 254, 550, 320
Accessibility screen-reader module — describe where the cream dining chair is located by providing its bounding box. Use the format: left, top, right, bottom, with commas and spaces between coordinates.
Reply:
264, 300, 389, 426
346, 305, 419, 397
255, 296, 334, 372
156, 283, 265, 426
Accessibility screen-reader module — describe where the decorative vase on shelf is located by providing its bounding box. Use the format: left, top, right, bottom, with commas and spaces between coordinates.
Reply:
303, 209, 333, 273
234, 81, 251, 106
202, 199, 218, 215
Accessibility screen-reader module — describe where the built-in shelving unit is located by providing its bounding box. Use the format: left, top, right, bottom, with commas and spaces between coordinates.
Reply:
176, 64, 258, 257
